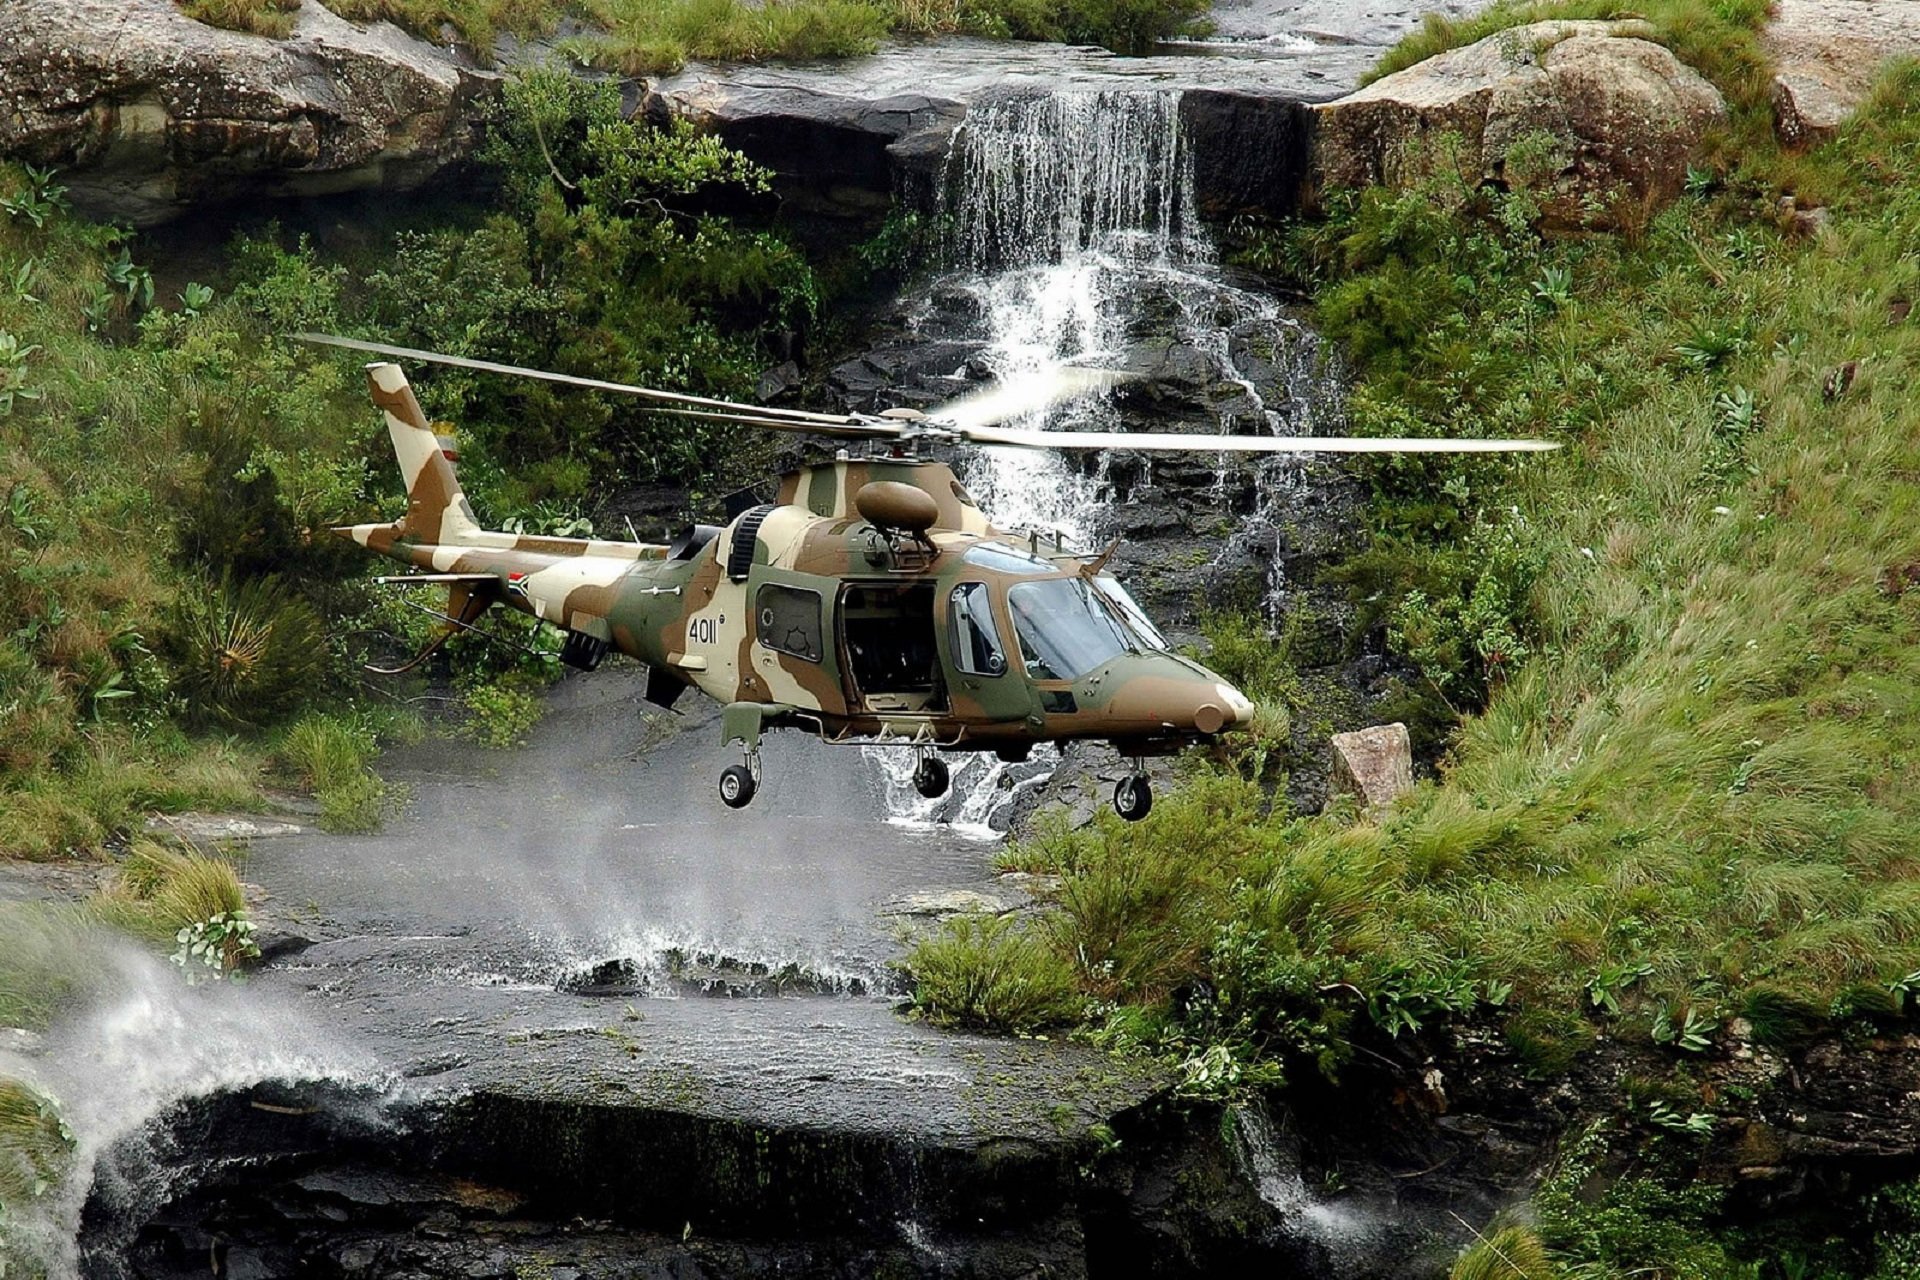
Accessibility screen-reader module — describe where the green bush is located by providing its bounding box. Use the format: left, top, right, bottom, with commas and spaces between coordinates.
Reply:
459, 677, 545, 749
161, 575, 325, 730
906, 914, 1084, 1033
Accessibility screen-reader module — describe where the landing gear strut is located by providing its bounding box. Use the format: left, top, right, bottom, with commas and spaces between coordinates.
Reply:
719, 748, 761, 809
912, 750, 951, 800
1113, 761, 1152, 822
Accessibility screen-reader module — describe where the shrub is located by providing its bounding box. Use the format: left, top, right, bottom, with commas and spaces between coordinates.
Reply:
459, 677, 545, 748
906, 915, 1084, 1033
161, 575, 325, 729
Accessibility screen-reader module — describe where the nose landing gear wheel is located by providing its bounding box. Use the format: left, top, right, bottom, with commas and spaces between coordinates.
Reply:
1113, 775, 1152, 821
719, 764, 758, 809
913, 754, 951, 799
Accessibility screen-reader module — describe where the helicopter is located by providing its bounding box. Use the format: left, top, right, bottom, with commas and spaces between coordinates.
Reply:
298, 333, 1556, 821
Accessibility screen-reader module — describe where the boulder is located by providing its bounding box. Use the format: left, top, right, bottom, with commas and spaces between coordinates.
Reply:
1329, 722, 1413, 810
1310, 20, 1727, 225
0, 0, 498, 227
1764, 0, 1920, 148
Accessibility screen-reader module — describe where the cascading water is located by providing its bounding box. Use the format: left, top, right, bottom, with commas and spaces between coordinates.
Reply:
866, 87, 1338, 830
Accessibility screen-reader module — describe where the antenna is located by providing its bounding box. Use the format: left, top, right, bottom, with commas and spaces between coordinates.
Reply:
624, 516, 639, 542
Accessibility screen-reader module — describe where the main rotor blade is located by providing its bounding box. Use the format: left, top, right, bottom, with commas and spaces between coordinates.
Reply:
928, 366, 1137, 432
291, 333, 879, 431
640, 405, 910, 439
962, 426, 1561, 453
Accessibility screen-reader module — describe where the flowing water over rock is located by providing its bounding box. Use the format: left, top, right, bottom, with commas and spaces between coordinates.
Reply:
852, 86, 1343, 829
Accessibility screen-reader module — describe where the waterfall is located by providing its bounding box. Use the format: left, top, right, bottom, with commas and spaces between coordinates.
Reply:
866, 86, 1335, 832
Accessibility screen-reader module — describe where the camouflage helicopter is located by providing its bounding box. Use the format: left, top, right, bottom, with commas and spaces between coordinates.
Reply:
300, 334, 1555, 820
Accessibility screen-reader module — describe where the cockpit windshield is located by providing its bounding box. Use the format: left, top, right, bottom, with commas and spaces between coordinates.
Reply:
1007, 577, 1136, 681
1093, 574, 1169, 651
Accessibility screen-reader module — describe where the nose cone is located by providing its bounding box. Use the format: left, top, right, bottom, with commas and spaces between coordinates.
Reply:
1094, 656, 1255, 737
1203, 680, 1254, 732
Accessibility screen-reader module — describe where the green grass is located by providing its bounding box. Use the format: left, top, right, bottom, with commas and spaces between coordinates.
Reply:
177, 0, 1208, 64
91, 841, 249, 945
177, 0, 303, 36
905, 914, 1084, 1033
581, 0, 894, 74
274, 710, 414, 832
1450, 1225, 1557, 1280
0, 1077, 72, 1223
910, 59, 1920, 1111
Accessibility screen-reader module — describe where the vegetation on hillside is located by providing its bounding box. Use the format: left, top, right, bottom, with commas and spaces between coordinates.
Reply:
0, 66, 846, 1273
908, 52, 1920, 1280
173, 0, 1211, 66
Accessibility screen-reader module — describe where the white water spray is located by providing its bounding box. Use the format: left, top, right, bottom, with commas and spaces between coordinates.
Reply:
2, 943, 383, 1279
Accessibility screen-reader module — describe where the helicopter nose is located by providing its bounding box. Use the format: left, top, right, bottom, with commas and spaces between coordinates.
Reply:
1197, 680, 1254, 733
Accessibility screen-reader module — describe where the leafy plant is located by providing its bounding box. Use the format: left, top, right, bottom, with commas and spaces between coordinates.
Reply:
171, 910, 261, 983
0, 331, 42, 415
1650, 1004, 1714, 1053
1644, 1098, 1715, 1138
1531, 263, 1572, 309
105, 248, 155, 312
0, 166, 68, 228
7, 258, 38, 305
1588, 961, 1654, 1016
178, 282, 215, 317
1673, 321, 1749, 371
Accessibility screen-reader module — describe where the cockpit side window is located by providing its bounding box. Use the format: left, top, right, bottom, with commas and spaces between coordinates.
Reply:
949, 582, 1007, 677
1093, 574, 1170, 650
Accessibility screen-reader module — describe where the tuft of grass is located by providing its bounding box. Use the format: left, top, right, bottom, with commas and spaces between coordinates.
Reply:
906, 914, 1084, 1034
0, 905, 104, 1031
0, 1078, 73, 1209
1451, 1224, 1559, 1280
275, 711, 392, 831
92, 841, 248, 945
579, 0, 893, 75
177, 0, 303, 37
321, 0, 564, 52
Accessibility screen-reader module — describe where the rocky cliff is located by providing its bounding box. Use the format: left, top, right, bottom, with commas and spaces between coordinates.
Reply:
0, 0, 495, 227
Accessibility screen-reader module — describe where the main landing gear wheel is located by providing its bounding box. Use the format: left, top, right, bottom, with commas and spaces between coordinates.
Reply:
1113, 775, 1152, 822
719, 764, 758, 809
913, 754, 951, 800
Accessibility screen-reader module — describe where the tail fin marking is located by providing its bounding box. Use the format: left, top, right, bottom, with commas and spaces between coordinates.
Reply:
367, 362, 480, 546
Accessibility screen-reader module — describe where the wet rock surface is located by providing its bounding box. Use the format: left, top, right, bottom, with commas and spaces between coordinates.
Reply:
0, 0, 497, 227
1310, 20, 1728, 227
74, 668, 1188, 1277
641, 2, 1496, 221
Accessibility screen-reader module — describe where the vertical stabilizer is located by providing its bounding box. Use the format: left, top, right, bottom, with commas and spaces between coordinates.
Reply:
367, 362, 480, 546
